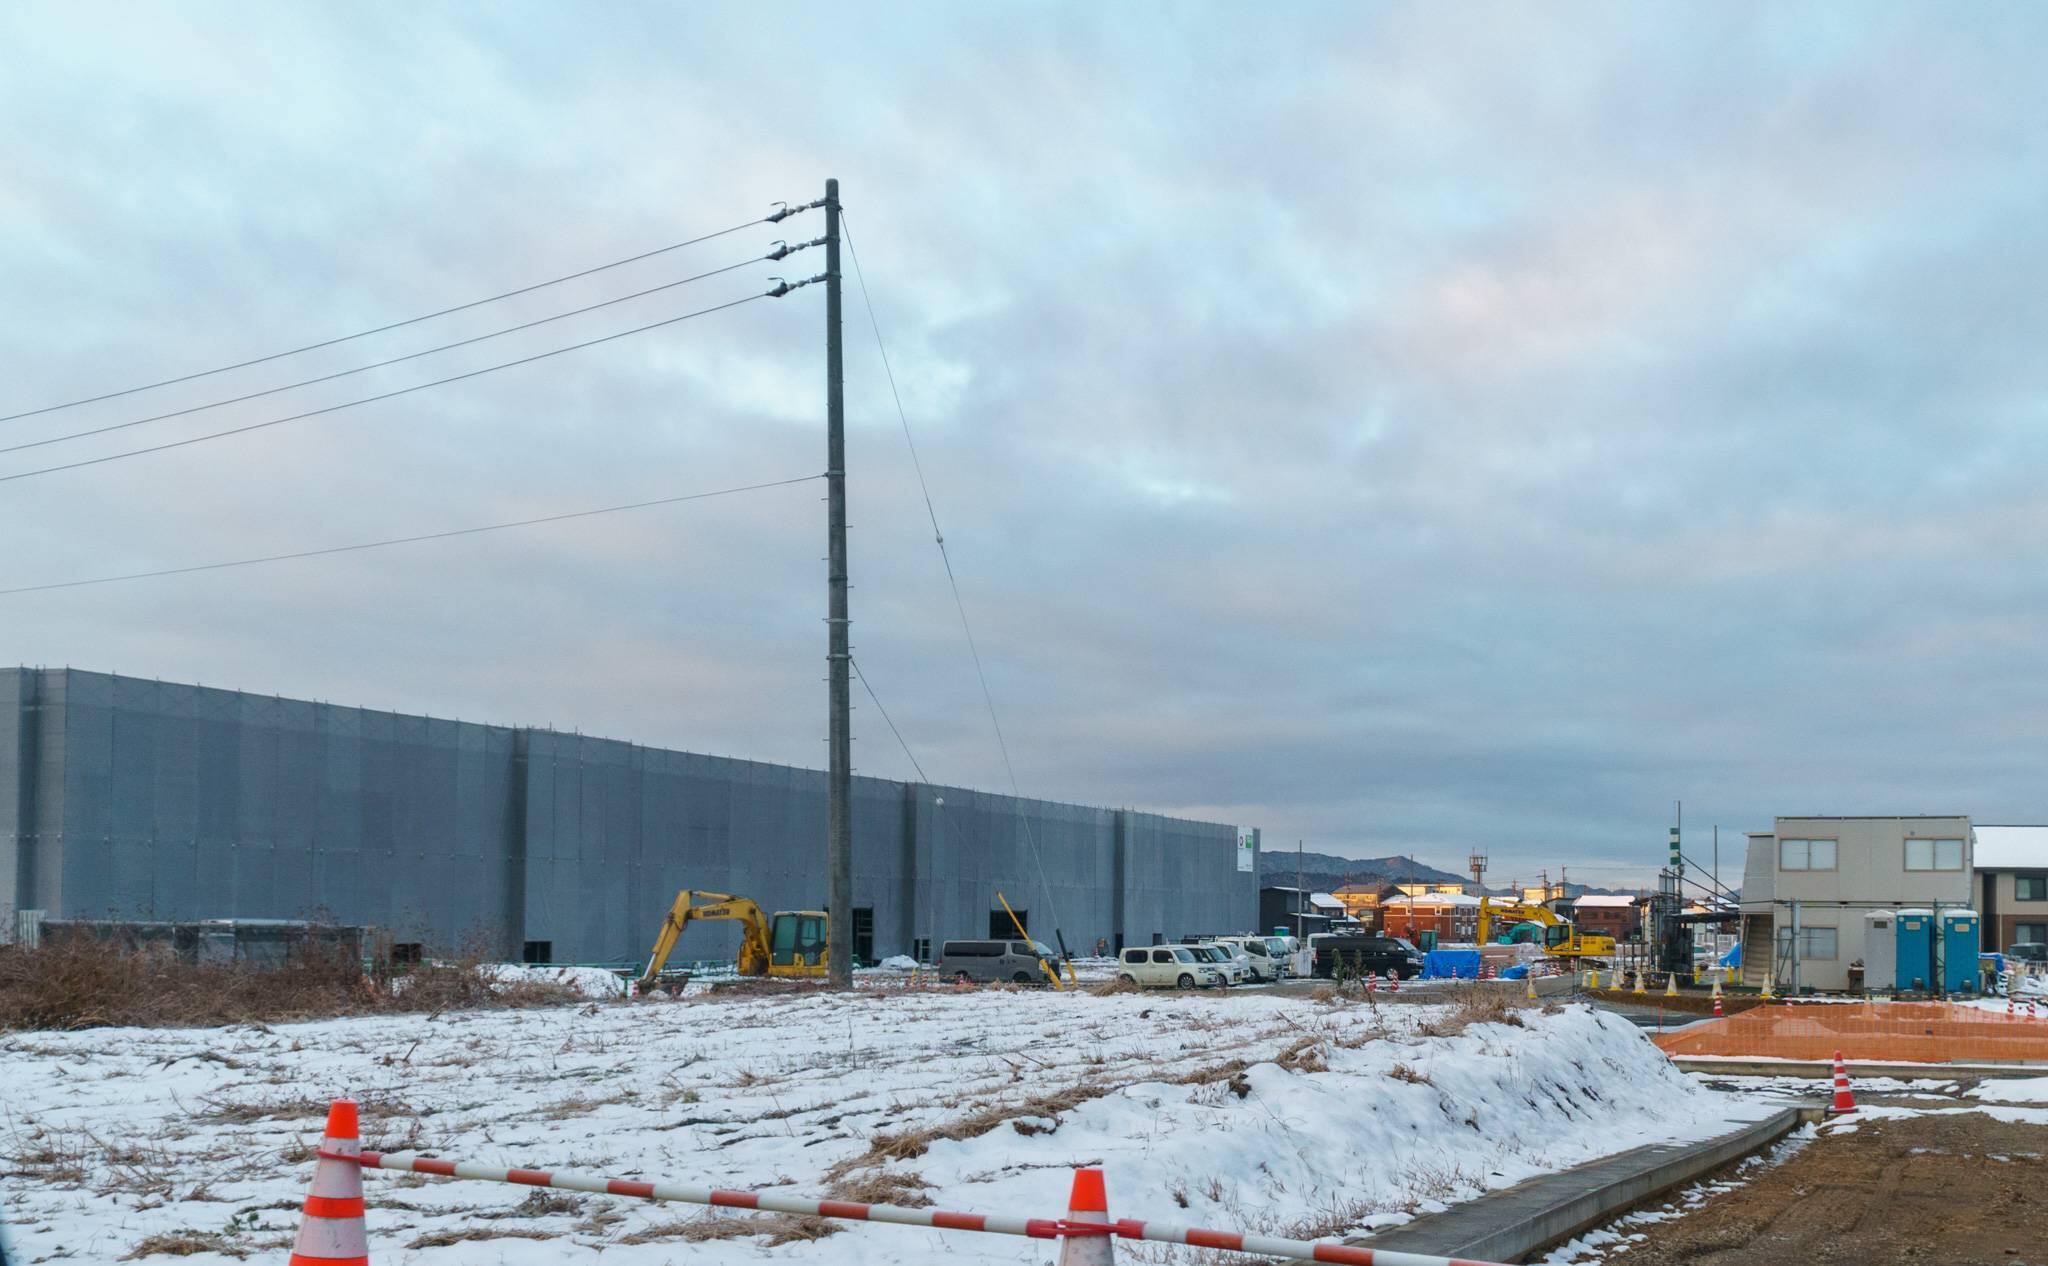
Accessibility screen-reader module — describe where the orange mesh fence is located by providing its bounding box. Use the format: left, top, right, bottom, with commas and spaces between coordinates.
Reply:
1653, 1001, 2048, 1064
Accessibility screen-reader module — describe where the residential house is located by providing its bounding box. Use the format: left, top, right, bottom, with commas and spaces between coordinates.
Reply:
1568, 893, 1642, 941
1974, 826, 2048, 956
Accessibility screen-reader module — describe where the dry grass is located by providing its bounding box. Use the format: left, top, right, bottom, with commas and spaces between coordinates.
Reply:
618, 1213, 843, 1245
1412, 982, 1533, 1037
825, 1168, 933, 1207
1388, 1061, 1431, 1085
0, 936, 583, 1031
406, 1227, 558, 1249
120, 1230, 244, 1260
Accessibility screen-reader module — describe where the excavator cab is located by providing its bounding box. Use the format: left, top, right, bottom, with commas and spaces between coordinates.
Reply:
769, 911, 829, 971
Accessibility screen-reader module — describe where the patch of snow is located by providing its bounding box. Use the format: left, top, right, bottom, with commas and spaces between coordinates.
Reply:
1, 993, 1779, 1265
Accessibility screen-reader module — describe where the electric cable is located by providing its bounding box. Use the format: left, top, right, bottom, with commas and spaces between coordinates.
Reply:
0, 474, 821, 596
841, 212, 1064, 937
0, 291, 771, 485
2, 215, 773, 424
850, 656, 931, 785
2, 251, 781, 456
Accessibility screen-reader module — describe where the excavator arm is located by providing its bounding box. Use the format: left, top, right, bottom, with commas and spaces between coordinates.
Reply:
639, 890, 774, 988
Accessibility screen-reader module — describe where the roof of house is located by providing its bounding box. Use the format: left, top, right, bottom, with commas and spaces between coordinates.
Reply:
1975, 825, 2048, 870
1308, 893, 1345, 910
1570, 894, 1638, 908
1382, 893, 1481, 907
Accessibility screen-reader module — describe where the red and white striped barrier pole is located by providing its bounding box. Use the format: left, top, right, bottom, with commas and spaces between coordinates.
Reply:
332, 1147, 1513, 1266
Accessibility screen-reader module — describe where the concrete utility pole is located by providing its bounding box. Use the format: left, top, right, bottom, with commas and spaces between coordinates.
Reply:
824, 177, 852, 988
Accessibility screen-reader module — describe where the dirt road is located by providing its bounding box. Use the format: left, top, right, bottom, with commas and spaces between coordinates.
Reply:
1590, 1111, 2045, 1265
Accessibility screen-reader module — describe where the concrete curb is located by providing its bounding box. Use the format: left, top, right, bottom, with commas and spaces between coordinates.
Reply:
1354, 1107, 1808, 1263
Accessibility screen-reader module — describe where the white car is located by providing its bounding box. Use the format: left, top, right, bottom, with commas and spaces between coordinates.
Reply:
1207, 937, 1274, 983
1183, 942, 1249, 985
1118, 945, 1223, 989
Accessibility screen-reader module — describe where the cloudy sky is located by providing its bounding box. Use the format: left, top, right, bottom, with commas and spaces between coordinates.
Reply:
4, 5, 2045, 887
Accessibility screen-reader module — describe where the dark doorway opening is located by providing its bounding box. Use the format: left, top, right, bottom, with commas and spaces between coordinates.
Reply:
852, 907, 874, 966
521, 940, 553, 964
990, 908, 1027, 938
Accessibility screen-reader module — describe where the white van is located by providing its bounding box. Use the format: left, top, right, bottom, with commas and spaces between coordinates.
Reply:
1117, 945, 1223, 989
1211, 936, 1282, 982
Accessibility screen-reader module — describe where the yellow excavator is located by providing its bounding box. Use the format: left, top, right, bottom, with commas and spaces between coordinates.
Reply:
637, 890, 829, 992
1476, 898, 1615, 958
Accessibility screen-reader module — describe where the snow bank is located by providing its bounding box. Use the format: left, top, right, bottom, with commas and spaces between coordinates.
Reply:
1, 990, 1774, 1265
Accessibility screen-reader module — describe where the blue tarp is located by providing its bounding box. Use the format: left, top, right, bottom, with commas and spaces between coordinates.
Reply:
1719, 943, 1742, 968
1422, 948, 1483, 980
1500, 963, 1531, 980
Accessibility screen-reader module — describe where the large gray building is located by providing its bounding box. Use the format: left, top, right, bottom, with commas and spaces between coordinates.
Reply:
1, 668, 1257, 965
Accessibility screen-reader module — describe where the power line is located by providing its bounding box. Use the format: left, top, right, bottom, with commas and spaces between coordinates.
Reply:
840, 212, 1063, 936
2, 215, 775, 425
2, 251, 785, 456
0, 474, 821, 596
850, 656, 930, 784
0, 290, 772, 485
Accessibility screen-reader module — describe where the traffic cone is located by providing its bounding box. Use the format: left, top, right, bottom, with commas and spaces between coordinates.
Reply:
1712, 995, 1723, 1018
1828, 1050, 1857, 1115
1524, 973, 1537, 1000
1587, 967, 1600, 989
2008, 996, 2015, 1018
1365, 972, 1376, 996
1665, 972, 1678, 998
1634, 970, 1647, 995
1057, 1167, 1115, 1266
1388, 971, 1400, 994
1711, 978, 1723, 999
290, 1099, 367, 1266
1760, 975, 1774, 999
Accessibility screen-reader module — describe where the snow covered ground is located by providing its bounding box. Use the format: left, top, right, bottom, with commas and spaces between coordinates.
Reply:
1, 989, 1777, 1265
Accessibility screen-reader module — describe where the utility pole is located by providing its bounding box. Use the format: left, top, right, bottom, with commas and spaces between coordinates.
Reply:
1295, 840, 1303, 940
824, 177, 852, 988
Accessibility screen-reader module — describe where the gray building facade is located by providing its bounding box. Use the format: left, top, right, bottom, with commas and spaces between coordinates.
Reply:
1, 668, 1257, 965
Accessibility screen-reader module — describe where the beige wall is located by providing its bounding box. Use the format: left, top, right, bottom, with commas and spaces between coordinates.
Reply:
1764, 816, 1973, 992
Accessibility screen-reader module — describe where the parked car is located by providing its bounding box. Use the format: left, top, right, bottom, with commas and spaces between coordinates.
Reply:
1209, 935, 1281, 982
1310, 933, 1426, 981
1182, 942, 1248, 985
940, 938, 1058, 984
1117, 945, 1223, 989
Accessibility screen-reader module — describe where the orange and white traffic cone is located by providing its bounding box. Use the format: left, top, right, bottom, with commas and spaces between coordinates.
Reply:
1712, 995, 1723, 1018
1388, 971, 1400, 994
291, 1099, 368, 1266
1057, 1167, 1115, 1265
1828, 1050, 1857, 1115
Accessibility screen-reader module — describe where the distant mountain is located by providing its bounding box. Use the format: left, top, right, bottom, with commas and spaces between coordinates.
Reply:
1254, 850, 1644, 898
1257, 850, 1471, 890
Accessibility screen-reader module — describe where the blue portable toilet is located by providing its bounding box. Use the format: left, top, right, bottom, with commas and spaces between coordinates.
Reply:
1895, 909, 1934, 992
1941, 910, 1980, 994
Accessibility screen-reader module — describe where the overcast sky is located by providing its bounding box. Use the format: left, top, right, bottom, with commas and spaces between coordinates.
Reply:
4, 5, 2045, 888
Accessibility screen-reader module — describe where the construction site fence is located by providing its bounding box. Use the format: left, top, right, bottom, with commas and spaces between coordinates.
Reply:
1653, 999, 2048, 1063
333, 1143, 1512, 1266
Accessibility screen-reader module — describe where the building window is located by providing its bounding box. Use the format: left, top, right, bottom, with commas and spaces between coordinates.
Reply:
1905, 838, 1964, 871
1776, 926, 1838, 961
2017, 875, 2048, 902
1779, 838, 1837, 871
912, 937, 931, 963
990, 908, 1027, 937
2016, 923, 2047, 948
521, 940, 552, 964
390, 942, 423, 966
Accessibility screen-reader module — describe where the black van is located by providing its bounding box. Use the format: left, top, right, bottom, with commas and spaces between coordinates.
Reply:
1310, 934, 1426, 980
